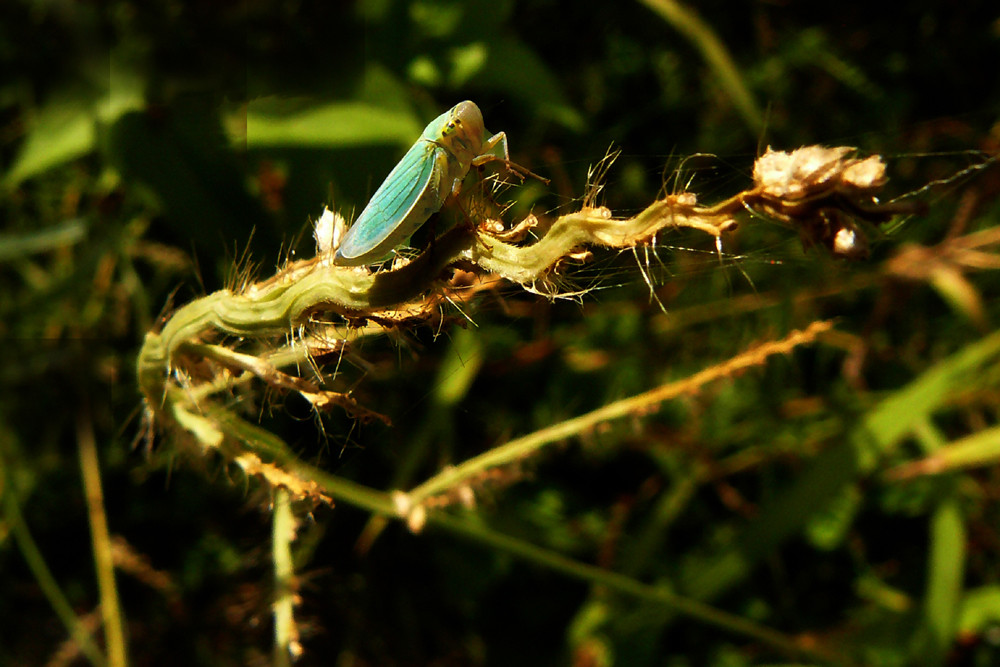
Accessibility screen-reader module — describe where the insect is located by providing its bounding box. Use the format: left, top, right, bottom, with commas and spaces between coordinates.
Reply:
334, 100, 541, 266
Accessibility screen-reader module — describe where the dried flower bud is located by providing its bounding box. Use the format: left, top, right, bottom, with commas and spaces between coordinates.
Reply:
391, 490, 412, 517
406, 504, 427, 533
754, 146, 854, 199
668, 192, 698, 207
481, 218, 506, 234
841, 155, 887, 191
797, 210, 870, 260
831, 221, 869, 260
314, 206, 347, 257
457, 484, 476, 509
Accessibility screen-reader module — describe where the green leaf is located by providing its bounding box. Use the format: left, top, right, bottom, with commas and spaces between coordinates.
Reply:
681, 328, 1000, 602
957, 586, 1000, 635
895, 424, 1000, 478
5, 58, 144, 187
108, 106, 279, 265
915, 494, 965, 661
804, 482, 862, 550
475, 36, 585, 132
242, 100, 423, 149
433, 326, 484, 407
0, 218, 88, 262
4, 99, 96, 187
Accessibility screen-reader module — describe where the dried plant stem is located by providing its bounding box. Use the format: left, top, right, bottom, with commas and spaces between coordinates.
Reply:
401, 321, 834, 511
136, 197, 734, 412
272, 488, 298, 667
2, 464, 107, 667
77, 402, 128, 667
141, 312, 835, 660
255, 447, 834, 660
249, 454, 835, 661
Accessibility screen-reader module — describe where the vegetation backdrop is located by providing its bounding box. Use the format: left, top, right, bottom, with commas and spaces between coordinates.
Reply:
2, 1, 999, 665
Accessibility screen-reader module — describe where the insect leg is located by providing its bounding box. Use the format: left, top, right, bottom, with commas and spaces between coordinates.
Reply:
473, 132, 549, 184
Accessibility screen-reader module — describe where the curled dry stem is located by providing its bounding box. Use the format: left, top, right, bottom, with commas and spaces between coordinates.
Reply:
135, 193, 735, 501
137, 194, 737, 421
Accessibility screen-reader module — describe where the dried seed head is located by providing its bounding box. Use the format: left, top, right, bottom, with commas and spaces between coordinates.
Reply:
750, 146, 895, 260
754, 146, 854, 199
841, 155, 888, 191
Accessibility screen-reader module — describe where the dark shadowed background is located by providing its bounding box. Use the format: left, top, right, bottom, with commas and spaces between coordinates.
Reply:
2, 1, 1000, 665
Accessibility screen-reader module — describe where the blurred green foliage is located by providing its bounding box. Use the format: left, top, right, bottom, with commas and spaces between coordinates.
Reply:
2, 0, 1000, 665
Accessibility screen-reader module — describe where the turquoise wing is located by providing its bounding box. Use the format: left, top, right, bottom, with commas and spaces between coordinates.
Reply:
334, 139, 442, 266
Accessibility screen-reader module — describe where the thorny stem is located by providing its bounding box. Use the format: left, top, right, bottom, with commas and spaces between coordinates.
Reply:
401, 321, 834, 511
138, 144, 907, 450
136, 196, 735, 411
138, 141, 903, 416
